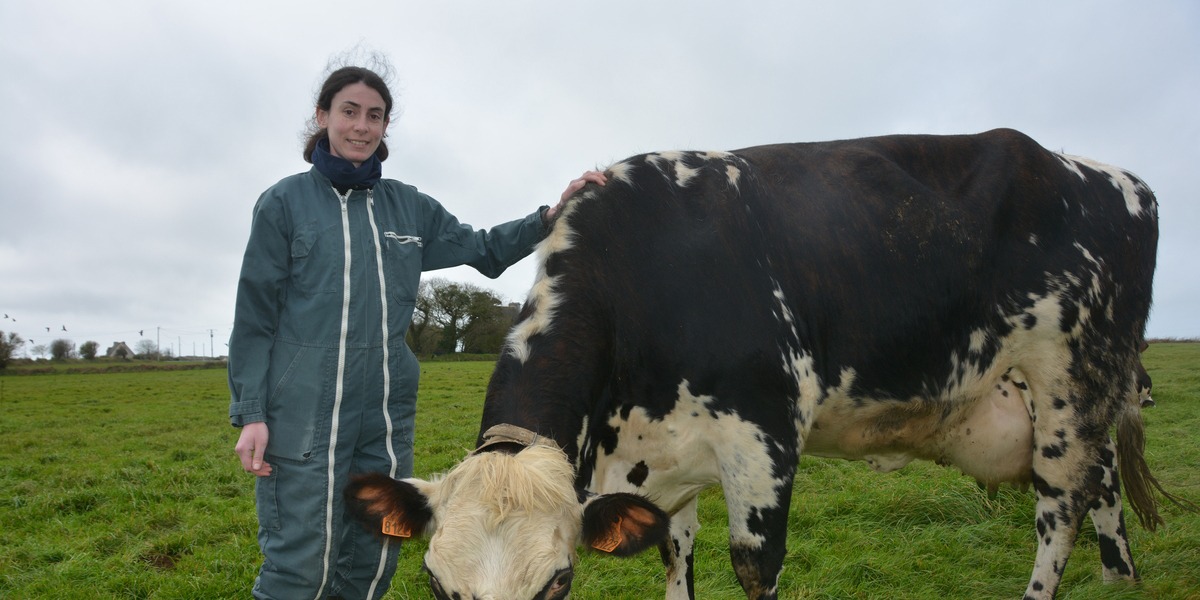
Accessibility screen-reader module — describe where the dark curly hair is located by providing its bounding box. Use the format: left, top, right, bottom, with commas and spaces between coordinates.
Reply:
302, 65, 395, 163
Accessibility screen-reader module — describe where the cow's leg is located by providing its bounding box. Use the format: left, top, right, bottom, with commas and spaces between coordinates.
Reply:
722, 464, 794, 599
1028, 468, 1084, 597
660, 496, 699, 600
1025, 392, 1114, 599
1089, 438, 1139, 582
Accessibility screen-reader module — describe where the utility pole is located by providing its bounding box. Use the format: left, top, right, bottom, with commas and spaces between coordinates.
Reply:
210, 329, 214, 358
157, 326, 161, 361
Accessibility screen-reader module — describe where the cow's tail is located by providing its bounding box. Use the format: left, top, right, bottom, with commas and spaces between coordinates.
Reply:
1116, 404, 1198, 531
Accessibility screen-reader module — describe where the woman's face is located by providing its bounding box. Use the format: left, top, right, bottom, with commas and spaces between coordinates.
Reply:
316, 82, 389, 167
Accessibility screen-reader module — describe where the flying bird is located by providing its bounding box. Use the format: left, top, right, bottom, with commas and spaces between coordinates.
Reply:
139, 330, 144, 336
61, 326, 67, 332
45, 327, 50, 332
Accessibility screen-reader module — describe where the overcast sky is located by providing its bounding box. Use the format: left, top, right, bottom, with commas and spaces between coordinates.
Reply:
1, 1, 1197, 359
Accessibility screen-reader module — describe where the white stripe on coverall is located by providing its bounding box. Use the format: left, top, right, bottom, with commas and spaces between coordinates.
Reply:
314, 188, 355, 600
365, 193, 400, 599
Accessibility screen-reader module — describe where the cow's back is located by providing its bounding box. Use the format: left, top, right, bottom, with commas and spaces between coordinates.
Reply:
552, 129, 1157, 409
733, 129, 1158, 399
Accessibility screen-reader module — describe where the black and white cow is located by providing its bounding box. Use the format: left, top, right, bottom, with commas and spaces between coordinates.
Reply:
347, 129, 1186, 599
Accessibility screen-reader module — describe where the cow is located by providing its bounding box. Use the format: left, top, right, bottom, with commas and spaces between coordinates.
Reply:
346, 128, 1191, 599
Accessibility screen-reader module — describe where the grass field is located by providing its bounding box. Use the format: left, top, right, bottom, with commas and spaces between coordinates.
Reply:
1, 345, 1197, 599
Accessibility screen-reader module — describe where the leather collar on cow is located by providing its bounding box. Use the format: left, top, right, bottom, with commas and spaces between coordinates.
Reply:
472, 424, 561, 455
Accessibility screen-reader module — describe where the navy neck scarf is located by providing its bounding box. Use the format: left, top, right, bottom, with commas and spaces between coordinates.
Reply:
311, 137, 382, 190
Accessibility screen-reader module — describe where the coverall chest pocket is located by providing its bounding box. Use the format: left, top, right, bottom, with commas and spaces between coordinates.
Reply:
289, 221, 342, 295
382, 231, 423, 304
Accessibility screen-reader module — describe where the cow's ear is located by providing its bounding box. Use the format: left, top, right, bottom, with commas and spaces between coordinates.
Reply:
581, 493, 670, 557
344, 473, 436, 539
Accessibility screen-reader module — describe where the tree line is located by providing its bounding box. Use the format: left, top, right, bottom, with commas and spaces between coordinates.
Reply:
0, 278, 521, 369
406, 277, 519, 355
0, 334, 103, 366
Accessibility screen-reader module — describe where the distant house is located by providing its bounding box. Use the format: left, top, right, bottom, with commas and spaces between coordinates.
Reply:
500, 302, 522, 324
106, 341, 134, 360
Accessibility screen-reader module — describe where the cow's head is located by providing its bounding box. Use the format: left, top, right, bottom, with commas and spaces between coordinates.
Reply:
345, 441, 669, 599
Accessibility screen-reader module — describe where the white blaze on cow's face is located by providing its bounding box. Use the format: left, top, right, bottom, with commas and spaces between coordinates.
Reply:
419, 445, 582, 599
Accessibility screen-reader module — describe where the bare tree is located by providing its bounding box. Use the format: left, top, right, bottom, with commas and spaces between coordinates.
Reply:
0, 331, 24, 369
134, 339, 160, 360
50, 338, 76, 361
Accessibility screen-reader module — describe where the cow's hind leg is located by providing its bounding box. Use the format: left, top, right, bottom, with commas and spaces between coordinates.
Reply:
1089, 438, 1138, 582
660, 496, 700, 600
1025, 392, 1122, 599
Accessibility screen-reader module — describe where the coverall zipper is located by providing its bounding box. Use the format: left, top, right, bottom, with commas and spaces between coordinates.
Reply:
364, 192, 398, 597
314, 188, 354, 600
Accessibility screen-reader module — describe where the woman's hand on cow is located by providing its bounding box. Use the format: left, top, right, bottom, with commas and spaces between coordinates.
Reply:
546, 170, 608, 223
235, 421, 272, 476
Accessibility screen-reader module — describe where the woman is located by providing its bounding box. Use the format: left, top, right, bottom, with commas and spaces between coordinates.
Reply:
229, 63, 604, 600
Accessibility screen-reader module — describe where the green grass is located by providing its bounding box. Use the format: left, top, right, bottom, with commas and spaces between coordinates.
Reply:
1, 358, 229, 376
1, 346, 1197, 599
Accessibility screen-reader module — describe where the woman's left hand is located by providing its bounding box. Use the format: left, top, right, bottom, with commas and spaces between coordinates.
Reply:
546, 170, 608, 222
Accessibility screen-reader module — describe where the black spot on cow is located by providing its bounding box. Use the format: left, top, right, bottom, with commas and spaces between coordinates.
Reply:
627, 461, 650, 487
1032, 474, 1065, 499
1059, 303, 1080, 333
1098, 535, 1133, 577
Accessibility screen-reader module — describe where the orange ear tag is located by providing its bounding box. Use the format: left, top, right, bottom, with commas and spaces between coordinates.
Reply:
590, 516, 623, 553
381, 512, 413, 538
